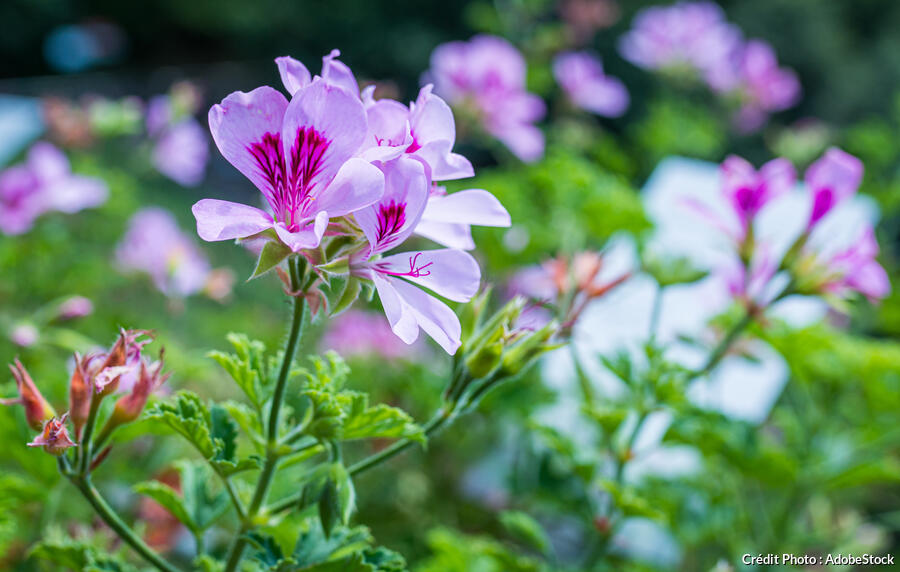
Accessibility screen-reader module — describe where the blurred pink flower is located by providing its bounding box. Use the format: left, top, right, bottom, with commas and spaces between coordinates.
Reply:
351, 157, 481, 354
428, 35, 546, 162
0, 142, 107, 235
619, 2, 742, 82
146, 95, 209, 187
719, 155, 795, 238
9, 323, 39, 347
553, 51, 629, 117
116, 208, 211, 298
805, 147, 863, 231
726, 40, 801, 131
817, 226, 890, 303
321, 309, 421, 359
57, 296, 94, 319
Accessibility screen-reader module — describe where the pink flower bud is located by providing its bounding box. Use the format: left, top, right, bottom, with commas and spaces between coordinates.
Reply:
96, 351, 169, 442
58, 296, 93, 320
68, 354, 91, 438
2, 359, 56, 431
28, 413, 77, 456
10, 323, 39, 347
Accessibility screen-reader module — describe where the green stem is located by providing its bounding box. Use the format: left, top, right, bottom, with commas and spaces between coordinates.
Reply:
690, 311, 754, 382
348, 408, 451, 477
649, 285, 663, 341
79, 392, 102, 474
223, 476, 246, 521
58, 458, 179, 572
223, 258, 307, 572
570, 344, 595, 409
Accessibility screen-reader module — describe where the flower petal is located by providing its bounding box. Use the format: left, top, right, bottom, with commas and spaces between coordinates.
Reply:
313, 157, 384, 218
389, 277, 462, 354
408, 86, 474, 180
281, 78, 368, 193
273, 210, 329, 251
378, 248, 480, 302
372, 273, 420, 344
355, 156, 429, 253
192, 199, 273, 241
421, 189, 510, 227
44, 175, 108, 213
275, 56, 312, 95
321, 49, 359, 95
414, 220, 475, 249
208, 86, 289, 198
805, 147, 863, 202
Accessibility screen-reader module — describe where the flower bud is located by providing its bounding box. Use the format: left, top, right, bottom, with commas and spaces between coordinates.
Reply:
499, 321, 559, 378
68, 354, 91, 438
94, 329, 153, 396
464, 296, 524, 355
97, 352, 169, 441
57, 296, 93, 320
2, 359, 56, 431
464, 340, 503, 380
28, 413, 77, 456
10, 323, 39, 347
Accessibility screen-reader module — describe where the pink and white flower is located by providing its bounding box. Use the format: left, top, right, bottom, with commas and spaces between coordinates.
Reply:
193, 75, 384, 252
804, 147, 863, 231
427, 35, 546, 162
351, 157, 481, 354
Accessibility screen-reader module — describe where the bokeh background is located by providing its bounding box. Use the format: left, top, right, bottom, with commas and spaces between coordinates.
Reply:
2, 0, 899, 570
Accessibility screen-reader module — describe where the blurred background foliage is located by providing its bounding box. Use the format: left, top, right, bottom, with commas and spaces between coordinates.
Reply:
1, 0, 899, 570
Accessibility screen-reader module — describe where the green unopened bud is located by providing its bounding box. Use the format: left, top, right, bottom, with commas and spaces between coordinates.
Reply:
465, 341, 503, 379
464, 296, 524, 354
499, 321, 559, 378
459, 287, 493, 344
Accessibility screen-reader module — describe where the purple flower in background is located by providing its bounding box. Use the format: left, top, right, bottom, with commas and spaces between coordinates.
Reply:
818, 226, 890, 303
428, 35, 546, 162
116, 208, 211, 298
0, 142, 107, 235
720, 155, 795, 237
804, 147, 863, 231
728, 40, 801, 131
58, 296, 94, 319
619, 2, 741, 82
153, 119, 209, 187
10, 323, 39, 348
351, 157, 481, 354
553, 51, 629, 117
414, 184, 510, 250
193, 68, 384, 252
321, 309, 421, 359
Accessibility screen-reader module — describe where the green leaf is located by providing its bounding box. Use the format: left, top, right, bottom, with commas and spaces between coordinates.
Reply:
133, 480, 196, 532
208, 333, 269, 406
319, 275, 350, 315
145, 391, 216, 458
177, 461, 230, 531
331, 277, 362, 317
341, 394, 424, 443
292, 525, 374, 565
211, 404, 239, 462
499, 511, 551, 556
252, 240, 293, 279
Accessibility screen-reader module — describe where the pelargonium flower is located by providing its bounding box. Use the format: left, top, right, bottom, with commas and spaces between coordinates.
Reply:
350, 157, 481, 354
116, 208, 212, 298
193, 76, 384, 252
813, 226, 890, 303
0, 142, 107, 235
152, 117, 209, 187
718, 155, 795, 237
619, 2, 742, 82
28, 413, 77, 456
9, 323, 39, 347
552, 51, 629, 117
722, 40, 801, 132
427, 35, 546, 162
804, 147, 863, 231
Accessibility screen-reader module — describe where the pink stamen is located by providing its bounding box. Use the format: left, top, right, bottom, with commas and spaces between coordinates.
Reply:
379, 252, 434, 278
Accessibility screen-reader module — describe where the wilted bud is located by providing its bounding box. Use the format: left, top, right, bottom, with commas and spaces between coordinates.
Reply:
68, 354, 92, 438
499, 321, 559, 378
2, 359, 56, 431
28, 413, 77, 456
94, 329, 153, 396
97, 352, 169, 442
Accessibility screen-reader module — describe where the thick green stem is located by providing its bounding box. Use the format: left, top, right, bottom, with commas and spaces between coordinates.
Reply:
223, 258, 307, 572
58, 459, 179, 572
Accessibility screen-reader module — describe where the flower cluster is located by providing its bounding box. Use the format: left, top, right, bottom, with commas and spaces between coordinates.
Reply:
427, 36, 546, 162
193, 51, 510, 353
0, 142, 107, 235
620, 1, 800, 129
701, 148, 889, 309
2, 330, 166, 455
